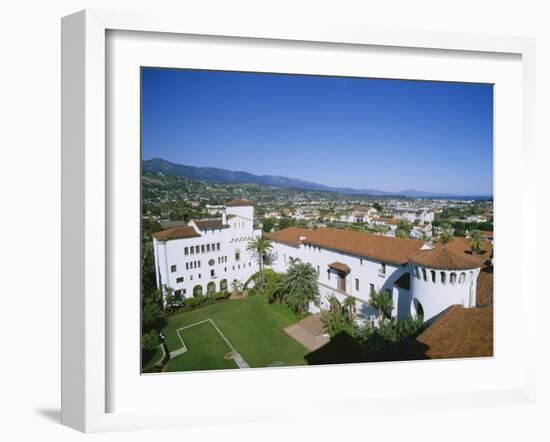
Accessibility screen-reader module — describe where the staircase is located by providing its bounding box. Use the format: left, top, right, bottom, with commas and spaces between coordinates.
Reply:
284, 314, 330, 352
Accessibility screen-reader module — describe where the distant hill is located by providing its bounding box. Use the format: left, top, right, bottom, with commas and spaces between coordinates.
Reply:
142, 158, 459, 198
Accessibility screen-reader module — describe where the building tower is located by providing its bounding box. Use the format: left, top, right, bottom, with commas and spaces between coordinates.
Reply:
408, 246, 482, 321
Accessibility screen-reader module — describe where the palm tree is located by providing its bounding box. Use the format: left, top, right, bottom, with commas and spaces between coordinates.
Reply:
279, 260, 319, 315
341, 296, 357, 322
396, 221, 411, 238
246, 235, 273, 291
321, 295, 357, 337
162, 284, 175, 312
469, 229, 484, 254
369, 290, 393, 320
439, 223, 454, 245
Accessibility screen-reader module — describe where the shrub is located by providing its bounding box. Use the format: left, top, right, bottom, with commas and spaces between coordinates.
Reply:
322, 309, 357, 338
141, 329, 160, 352
185, 295, 205, 309
376, 316, 423, 344
210, 291, 231, 301
369, 290, 394, 319
247, 269, 284, 301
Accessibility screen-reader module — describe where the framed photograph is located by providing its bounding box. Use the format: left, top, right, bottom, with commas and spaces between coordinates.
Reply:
62, 9, 537, 432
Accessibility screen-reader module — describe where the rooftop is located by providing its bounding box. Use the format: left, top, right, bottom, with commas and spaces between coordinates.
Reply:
267, 227, 310, 248
268, 226, 424, 265
415, 305, 493, 359
153, 226, 201, 241
328, 262, 351, 273
476, 271, 494, 307
408, 245, 481, 270
194, 218, 229, 230
445, 236, 493, 268
376, 217, 400, 225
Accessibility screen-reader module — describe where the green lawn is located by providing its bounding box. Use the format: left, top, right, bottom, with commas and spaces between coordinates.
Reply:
164, 320, 237, 372
161, 295, 309, 372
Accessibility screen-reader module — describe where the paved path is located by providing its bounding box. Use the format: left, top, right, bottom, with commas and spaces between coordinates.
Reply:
284, 314, 330, 352
232, 352, 249, 369
169, 347, 187, 358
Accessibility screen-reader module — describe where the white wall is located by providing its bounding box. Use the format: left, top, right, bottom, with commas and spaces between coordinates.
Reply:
410, 265, 480, 321
270, 239, 484, 322
270, 240, 408, 318
155, 213, 260, 300
226, 205, 254, 221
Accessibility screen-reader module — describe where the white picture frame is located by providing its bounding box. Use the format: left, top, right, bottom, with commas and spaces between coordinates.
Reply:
61, 9, 537, 433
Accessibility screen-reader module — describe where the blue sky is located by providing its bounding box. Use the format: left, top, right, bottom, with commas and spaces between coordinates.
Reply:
141, 68, 493, 196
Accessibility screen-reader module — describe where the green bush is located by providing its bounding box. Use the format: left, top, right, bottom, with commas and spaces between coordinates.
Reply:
321, 309, 357, 338
176, 291, 231, 312
375, 316, 423, 344
141, 329, 160, 352
185, 295, 206, 309
247, 269, 284, 301
209, 291, 231, 301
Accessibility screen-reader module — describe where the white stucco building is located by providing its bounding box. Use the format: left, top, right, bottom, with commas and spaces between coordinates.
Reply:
340, 206, 377, 224
152, 199, 490, 325
152, 199, 262, 304
391, 208, 435, 224
267, 226, 487, 323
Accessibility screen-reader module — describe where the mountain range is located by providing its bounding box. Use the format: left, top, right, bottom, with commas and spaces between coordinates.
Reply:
142, 158, 462, 198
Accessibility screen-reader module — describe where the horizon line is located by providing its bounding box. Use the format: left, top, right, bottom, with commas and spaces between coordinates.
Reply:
142, 156, 493, 198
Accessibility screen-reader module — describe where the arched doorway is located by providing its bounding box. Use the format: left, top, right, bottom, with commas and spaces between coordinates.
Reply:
193, 285, 203, 297
412, 298, 424, 319
207, 281, 216, 294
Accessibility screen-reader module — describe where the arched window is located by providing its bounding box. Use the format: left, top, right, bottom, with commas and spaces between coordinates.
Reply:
469, 271, 474, 281
414, 266, 420, 279
459, 272, 466, 283
207, 281, 216, 294
450, 272, 457, 285
422, 268, 427, 281
431, 270, 436, 283
193, 285, 203, 297
441, 272, 446, 285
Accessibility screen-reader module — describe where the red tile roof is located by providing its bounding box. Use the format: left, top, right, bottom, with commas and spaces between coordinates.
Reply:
377, 217, 400, 226
444, 237, 493, 268
416, 305, 493, 359
328, 262, 351, 273
409, 245, 481, 270
267, 227, 310, 247
476, 271, 493, 306
225, 199, 254, 207
194, 218, 229, 230
153, 226, 201, 241
269, 227, 423, 265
